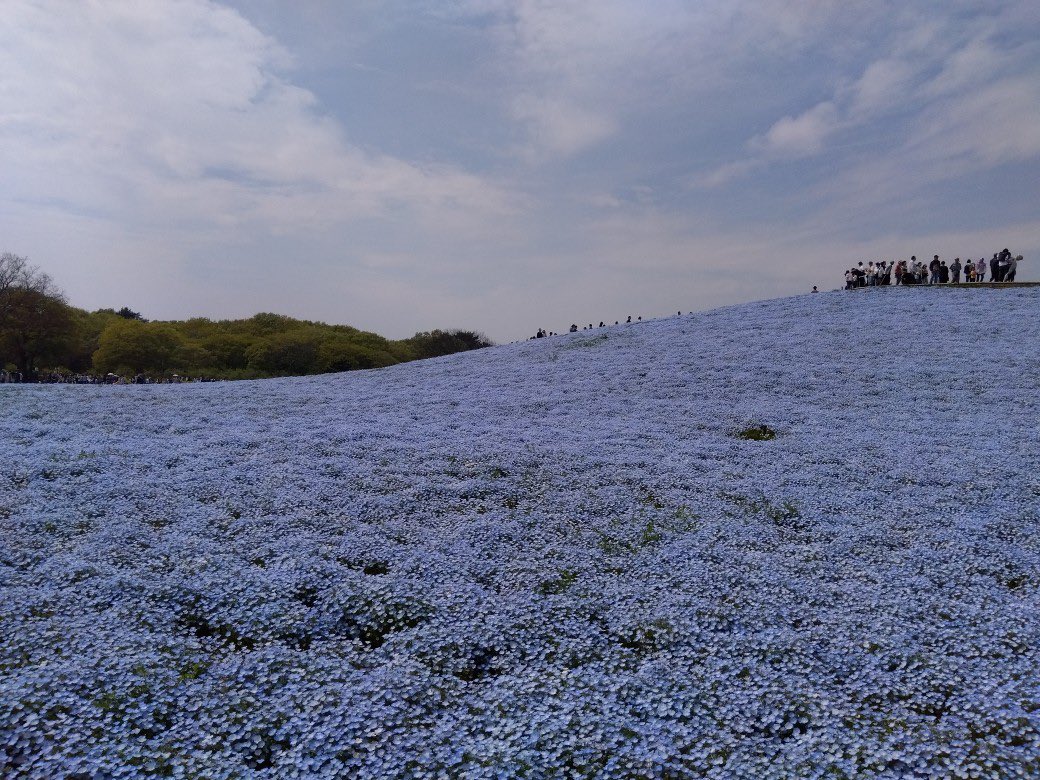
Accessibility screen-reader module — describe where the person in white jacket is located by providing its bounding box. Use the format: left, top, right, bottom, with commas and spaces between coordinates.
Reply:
1006, 255, 1020, 282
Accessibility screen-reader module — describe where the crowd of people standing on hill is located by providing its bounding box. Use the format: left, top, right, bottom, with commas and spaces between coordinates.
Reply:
844, 249, 1022, 289
0, 369, 217, 385
523, 248, 1030, 340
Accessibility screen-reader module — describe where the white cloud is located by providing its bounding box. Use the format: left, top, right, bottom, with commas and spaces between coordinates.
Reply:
849, 58, 917, 114
752, 101, 840, 157
511, 94, 616, 157
689, 159, 760, 189
908, 74, 1040, 166
0, 0, 512, 235
476, 0, 881, 160
700, 3, 1040, 187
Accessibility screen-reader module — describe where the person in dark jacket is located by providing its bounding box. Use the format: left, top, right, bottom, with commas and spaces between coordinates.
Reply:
929, 256, 941, 285
950, 257, 961, 283
997, 250, 1012, 281
990, 254, 1000, 282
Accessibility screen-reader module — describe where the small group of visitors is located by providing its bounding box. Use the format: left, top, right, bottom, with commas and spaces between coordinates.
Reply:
531, 312, 685, 339
844, 249, 1022, 289
533, 317, 638, 339
0, 370, 217, 384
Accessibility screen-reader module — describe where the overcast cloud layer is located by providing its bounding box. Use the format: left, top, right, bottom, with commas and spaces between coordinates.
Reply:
2, 1, 1038, 341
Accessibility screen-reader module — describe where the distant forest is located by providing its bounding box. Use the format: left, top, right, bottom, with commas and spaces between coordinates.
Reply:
0, 252, 491, 381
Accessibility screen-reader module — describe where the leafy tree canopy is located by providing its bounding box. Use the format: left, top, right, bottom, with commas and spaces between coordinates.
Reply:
2, 252, 494, 381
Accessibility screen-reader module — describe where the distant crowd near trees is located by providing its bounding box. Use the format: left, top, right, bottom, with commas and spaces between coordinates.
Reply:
0, 253, 491, 382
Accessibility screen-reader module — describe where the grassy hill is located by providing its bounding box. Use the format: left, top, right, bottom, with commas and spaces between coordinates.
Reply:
2, 287, 1039, 778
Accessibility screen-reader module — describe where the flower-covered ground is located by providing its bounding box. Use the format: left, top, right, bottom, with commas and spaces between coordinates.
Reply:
2, 288, 1039, 779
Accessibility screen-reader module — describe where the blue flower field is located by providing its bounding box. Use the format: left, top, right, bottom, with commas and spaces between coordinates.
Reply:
2, 289, 1039, 778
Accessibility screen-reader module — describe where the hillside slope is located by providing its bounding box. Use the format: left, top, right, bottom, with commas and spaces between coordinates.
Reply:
2, 288, 1039, 779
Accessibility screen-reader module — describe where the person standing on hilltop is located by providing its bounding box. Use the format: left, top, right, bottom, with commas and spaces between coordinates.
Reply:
990, 254, 1000, 283
997, 251, 1011, 282
950, 257, 961, 283
929, 256, 941, 285
1006, 255, 1020, 282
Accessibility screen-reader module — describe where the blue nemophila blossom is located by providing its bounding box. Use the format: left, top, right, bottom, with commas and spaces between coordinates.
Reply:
2, 289, 1040, 778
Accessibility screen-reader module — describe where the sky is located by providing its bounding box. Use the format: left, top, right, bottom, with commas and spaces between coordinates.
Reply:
2, 1, 1038, 342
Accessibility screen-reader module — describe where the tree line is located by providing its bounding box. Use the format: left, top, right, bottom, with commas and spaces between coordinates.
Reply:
0, 253, 491, 381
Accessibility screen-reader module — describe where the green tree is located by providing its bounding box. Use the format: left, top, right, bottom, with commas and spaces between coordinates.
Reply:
404, 329, 493, 360
242, 312, 300, 337
4, 251, 495, 381
200, 333, 251, 370
0, 287, 77, 378
171, 342, 214, 375
245, 330, 323, 375
2, 252, 52, 327
318, 336, 396, 373
93, 320, 185, 376
175, 317, 219, 341
116, 307, 145, 321
65, 309, 122, 373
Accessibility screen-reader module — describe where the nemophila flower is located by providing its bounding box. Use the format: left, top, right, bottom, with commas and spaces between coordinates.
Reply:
2, 290, 1040, 777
